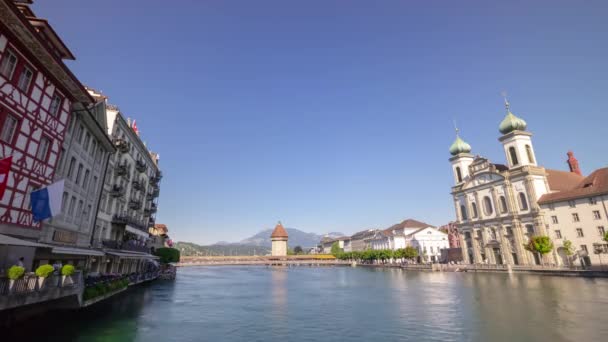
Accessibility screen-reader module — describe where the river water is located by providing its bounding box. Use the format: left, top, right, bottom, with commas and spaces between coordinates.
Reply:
6, 266, 608, 341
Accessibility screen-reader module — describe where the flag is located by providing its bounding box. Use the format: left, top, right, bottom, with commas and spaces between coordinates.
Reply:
30, 180, 64, 222
132, 120, 139, 135
0, 156, 12, 201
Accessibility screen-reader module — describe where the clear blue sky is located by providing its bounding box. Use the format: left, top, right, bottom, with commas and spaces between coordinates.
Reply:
36, 0, 608, 244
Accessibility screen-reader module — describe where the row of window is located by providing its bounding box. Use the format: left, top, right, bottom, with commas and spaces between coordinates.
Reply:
460, 193, 528, 220
0, 48, 64, 116
60, 192, 93, 223
64, 157, 98, 191
548, 197, 599, 210
508, 145, 535, 166
554, 226, 605, 239
551, 211, 602, 224
1, 110, 53, 162
68, 117, 103, 164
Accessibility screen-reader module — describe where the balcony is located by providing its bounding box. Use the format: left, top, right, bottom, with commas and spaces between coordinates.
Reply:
129, 199, 142, 210
111, 214, 147, 231
114, 163, 127, 176
149, 175, 161, 185
143, 209, 151, 217
109, 185, 124, 198
123, 240, 151, 253
132, 180, 143, 191
150, 203, 158, 213
135, 160, 147, 173
146, 193, 154, 201
0, 272, 83, 311
114, 139, 129, 153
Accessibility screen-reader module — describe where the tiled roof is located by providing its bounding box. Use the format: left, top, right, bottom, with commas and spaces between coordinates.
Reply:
539, 167, 608, 204
350, 229, 379, 240
270, 222, 288, 238
386, 218, 435, 231
545, 168, 585, 192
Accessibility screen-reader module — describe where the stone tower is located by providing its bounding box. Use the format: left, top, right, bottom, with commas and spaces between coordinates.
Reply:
271, 222, 288, 256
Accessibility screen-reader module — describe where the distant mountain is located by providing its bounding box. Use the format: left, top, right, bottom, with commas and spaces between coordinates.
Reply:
239, 228, 345, 248
174, 241, 270, 257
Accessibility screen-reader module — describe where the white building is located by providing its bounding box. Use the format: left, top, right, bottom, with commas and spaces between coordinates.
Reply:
537, 156, 608, 268
450, 100, 602, 266
35, 98, 115, 266
369, 219, 449, 262
270, 222, 288, 256
88, 89, 162, 274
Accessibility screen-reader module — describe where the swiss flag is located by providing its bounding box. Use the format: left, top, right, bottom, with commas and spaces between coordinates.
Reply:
0, 156, 12, 201
132, 120, 139, 135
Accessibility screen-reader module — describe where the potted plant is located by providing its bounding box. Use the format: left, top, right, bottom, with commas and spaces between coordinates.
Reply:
7, 265, 25, 293
61, 264, 75, 286
35, 264, 55, 289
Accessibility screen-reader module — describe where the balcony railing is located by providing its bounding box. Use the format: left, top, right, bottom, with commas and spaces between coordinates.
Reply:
135, 160, 147, 173
132, 180, 143, 191
0, 272, 82, 299
109, 185, 124, 198
129, 199, 142, 210
150, 203, 158, 213
111, 214, 148, 231
123, 240, 151, 253
149, 176, 161, 185
114, 139, 129, 153
144, 209, 151, 217
114, 163, 127, 176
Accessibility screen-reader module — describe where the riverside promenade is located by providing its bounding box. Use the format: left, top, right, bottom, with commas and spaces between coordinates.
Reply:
177, 255, 350, 267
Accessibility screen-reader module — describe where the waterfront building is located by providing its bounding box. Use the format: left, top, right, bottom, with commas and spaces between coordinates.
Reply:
449, 100, 596, 266
35, 90, 115, 268
369, 219, 449, 262
320, 236, 349, 254
270, 222, 288, 256
0, 0, 93, 271
537, 160, 608, 267
348, 229, 379, 252
149, 223, 172, 250
439, 222, 460, 248
88, 90, 162, 273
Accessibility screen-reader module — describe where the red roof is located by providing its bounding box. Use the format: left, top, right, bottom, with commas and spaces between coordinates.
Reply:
539, 167, 608, 204
545, 168, 585, 192
386, 218, 435, 232
271, 222, 288, 238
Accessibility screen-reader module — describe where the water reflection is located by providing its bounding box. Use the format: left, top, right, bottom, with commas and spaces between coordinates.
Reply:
5, 267, 608, 342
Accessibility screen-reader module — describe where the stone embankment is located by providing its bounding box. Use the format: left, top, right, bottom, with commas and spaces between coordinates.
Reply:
177, 256, 349, 267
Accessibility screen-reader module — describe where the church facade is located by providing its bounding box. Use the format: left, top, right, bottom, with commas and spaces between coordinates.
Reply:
449, 101, 577, 266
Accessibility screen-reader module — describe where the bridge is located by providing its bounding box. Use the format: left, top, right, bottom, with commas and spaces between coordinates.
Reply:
176, 255, 351, 267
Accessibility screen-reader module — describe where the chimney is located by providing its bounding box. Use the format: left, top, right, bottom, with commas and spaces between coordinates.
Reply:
566, 151, 582, 176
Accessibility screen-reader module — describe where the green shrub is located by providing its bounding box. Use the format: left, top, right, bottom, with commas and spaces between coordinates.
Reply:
8, 266, 25, 280
154, 248, 180, 263
61, 264, 75, 276
83, 287, 99, 301
35, 264, 55, 278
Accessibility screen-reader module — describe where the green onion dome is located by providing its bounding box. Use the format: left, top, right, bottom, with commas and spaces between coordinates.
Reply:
499, 105, 527, 134
449, 135, 472, 156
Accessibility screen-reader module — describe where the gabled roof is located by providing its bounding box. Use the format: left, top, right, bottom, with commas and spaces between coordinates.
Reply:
545, 168, 585, 192
405, 227, 447, 238
270, 222, 288, 238
386, 218, 435, 231
539, 167, 608, 204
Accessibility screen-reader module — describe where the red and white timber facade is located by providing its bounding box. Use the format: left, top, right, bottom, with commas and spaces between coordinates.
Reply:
0, 0, 92, 241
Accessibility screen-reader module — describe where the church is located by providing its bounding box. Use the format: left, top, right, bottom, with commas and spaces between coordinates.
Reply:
448, 100, 599, 266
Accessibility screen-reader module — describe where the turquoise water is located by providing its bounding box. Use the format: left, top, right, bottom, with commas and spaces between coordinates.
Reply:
7, 266, 608, 341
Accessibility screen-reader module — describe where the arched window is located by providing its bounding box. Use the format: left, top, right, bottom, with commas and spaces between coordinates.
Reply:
455, 167, 463, 183
483, 196, 493, 215
499, 196, 508, 213
460, 205, 468, 220
526, 145, 535, 164
471, 202, 478, 218
518, 192, 528, 211
509, 146, 519, 166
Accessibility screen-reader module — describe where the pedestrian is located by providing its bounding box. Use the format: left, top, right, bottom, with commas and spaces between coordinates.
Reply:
17, 257, 24, 268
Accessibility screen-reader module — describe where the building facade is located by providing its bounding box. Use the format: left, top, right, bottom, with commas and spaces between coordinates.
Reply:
538, 163, 608, 267
0, 0, 92, 271
449, 100, 593, 266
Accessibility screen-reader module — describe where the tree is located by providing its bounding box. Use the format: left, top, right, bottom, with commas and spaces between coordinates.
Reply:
403, 246, 419, 261
330, 242, 343, 256
525, 236, 553, 265
287, 248, 295, 255
562, 239, 574, 267
294, 246, 303, 255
